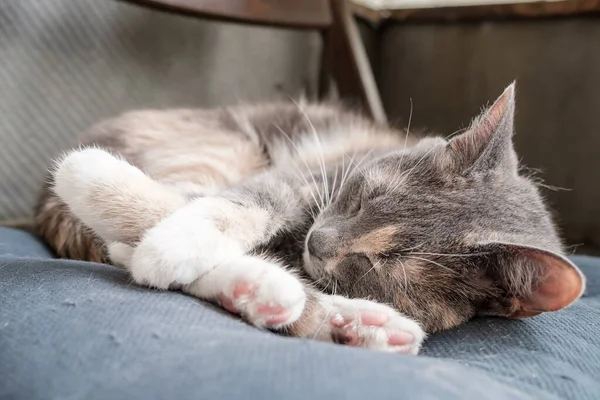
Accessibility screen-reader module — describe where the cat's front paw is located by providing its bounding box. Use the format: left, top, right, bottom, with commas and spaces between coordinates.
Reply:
129, 200, 244, 289
53, 148, 144, 241
321, 296, 425, 355
185, 255, 307, 329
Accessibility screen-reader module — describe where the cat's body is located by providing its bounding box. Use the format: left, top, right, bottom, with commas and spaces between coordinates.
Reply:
36, 84, 585, 354
37, 103, 406, 263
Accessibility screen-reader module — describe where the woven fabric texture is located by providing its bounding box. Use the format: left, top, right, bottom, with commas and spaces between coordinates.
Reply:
0, 228, 599, 400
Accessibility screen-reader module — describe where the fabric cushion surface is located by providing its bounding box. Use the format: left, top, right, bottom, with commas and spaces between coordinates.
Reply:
0, 228, 599, 400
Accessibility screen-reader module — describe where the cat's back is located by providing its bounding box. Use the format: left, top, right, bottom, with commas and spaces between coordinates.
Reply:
79, 102, 406, 187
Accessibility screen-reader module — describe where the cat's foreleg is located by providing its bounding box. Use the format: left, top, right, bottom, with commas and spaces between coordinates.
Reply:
53, 149, 309, 328
125, 172, 309, 289
53, 147, 187, 246
109, 231, 307, 329
52, 148, 301, 288
182, 254, 306, 328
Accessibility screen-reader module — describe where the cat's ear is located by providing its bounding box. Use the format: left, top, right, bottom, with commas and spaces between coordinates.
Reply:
483, 243, 585, 318
446, 82, 518, 174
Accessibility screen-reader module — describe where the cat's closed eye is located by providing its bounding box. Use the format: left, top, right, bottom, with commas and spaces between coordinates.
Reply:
343, 193, 363, 214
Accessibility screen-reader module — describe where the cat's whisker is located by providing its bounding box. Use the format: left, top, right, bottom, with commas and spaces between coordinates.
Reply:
353, 260, 381, 287
355, 149, 375, 170
284, 163, 318, 218
310, 275, 329, 288
275, 127, 325, 214
398, 259, 410, 292
397, 242, 426, 253
334, 151, 347, 203
311, 309, 332, 340
398, 99, 413, 165
352, 150, 375, 177
346, 149, 375, 190
329, 164, 340, 206
534, 182, 572, 192
406, 98, 414, 137
384, 99, 414, 196
289, 164, 320, 218
320, 276, 333, 294
358, 169, 372, 189
316, 150, 329, 209
275, 124, 325, 212
405, 255, 456, 274
298, 167, 325, 216
291, 100, 330, 211
336, 152, 356, 202
408, 251, 490, 258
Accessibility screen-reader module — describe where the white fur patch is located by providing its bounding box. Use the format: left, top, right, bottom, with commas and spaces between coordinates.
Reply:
129, 203, 243, 289
186, 197, 271, 250
126, 194, 275, 289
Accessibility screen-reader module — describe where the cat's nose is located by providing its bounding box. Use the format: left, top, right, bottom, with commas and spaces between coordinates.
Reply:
307, 228, 339, 260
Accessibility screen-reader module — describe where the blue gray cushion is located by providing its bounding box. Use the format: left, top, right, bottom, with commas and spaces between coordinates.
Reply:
1, 228, 599, 400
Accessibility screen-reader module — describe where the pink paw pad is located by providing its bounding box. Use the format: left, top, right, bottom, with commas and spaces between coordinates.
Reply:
360, 311, 389, 326
330, 310, 416, 350
219, 281, 255, 313
219, 281, 294, 327
233, 281, 254, 299
387, 331, 414, 347
256, 304, 291, 325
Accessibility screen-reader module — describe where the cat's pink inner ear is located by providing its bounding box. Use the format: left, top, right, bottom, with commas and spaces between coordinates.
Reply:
511, 249, 585, 318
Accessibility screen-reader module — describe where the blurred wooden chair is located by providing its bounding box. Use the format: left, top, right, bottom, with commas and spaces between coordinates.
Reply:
118, 0, 387, 124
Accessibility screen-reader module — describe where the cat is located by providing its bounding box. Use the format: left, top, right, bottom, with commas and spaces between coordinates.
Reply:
35, 83, 585, 355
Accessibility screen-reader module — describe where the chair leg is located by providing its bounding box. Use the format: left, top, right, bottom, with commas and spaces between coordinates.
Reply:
321, 0, 387, 124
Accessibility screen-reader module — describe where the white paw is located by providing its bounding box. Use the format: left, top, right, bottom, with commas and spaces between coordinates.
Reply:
321, 296, 425, 355
185, 255, 307, 329
54, 147, 134, 185
128, 200, 244, 289
52, 148, 146, 241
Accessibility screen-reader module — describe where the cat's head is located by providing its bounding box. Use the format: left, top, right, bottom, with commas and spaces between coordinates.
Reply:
303, 83, 585, 332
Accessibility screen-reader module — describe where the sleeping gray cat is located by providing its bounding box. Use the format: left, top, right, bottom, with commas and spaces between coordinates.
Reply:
36, 83, 585, 355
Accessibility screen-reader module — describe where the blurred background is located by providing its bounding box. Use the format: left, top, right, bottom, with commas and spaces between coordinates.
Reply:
1, 0, 599, 253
